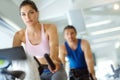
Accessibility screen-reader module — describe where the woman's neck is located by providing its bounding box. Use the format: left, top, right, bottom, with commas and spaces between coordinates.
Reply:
26, 22, 41, 33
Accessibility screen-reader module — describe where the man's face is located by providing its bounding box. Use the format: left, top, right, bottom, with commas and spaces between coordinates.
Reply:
64, 28, 77, 42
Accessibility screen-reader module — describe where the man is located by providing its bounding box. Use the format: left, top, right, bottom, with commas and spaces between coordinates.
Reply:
59, 25, 96, 80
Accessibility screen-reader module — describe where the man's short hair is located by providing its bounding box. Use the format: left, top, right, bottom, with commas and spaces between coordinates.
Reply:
64, 25, 77, 34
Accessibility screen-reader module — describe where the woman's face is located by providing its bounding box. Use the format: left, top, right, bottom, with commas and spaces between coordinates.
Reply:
20, 5, 39, 26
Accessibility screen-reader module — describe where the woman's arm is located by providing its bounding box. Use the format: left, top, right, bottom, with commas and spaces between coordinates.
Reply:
47, 24, 61, 72
13, 30, 24, 47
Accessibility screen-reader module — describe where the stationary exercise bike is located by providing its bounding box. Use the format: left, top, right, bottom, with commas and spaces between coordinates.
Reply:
0, 59, 25, 80
0, 46, 27, 80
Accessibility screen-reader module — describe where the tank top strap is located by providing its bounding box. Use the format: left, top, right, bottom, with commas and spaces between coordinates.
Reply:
41, 24, 46, 39
65, 39, 81, 50
64, 41, 70, 51
77, 39, 81, 48
25, 29, 29, 43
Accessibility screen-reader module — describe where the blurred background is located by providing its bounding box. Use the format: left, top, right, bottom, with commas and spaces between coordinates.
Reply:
0, 0, 120, 79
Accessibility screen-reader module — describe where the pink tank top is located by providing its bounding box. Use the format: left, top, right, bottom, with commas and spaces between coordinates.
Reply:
25, 24, 50, 58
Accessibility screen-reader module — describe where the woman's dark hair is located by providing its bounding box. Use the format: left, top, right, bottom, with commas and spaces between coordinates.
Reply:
19, 0, 38, 12
64, 25, 77, 34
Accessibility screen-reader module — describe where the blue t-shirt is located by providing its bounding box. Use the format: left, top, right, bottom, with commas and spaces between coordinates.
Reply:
65, 39, 87, 69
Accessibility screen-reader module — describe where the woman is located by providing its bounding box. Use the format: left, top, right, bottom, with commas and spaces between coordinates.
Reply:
13, 0, 67, 80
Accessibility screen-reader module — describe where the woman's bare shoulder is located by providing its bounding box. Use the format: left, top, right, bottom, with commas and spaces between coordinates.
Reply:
44, 24, 56, 29
43, 24, 57, 34
14, 29, 25, 37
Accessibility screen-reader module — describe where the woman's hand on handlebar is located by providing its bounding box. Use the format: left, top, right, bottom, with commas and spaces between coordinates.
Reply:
48, 63, 60, 73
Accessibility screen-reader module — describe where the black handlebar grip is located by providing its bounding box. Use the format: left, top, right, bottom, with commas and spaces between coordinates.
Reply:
44, 53, 56, 70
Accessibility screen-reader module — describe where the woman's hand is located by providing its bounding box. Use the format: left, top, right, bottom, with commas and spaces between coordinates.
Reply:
48, 62, 61, 73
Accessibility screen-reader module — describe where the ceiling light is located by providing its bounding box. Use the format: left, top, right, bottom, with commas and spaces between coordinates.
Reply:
115, 41, 120, 49
90, 26, 120, 35
92, 35, 120, 43
92, 43, 109, 49
86, 20, 111, 28
113, 3, 119, 10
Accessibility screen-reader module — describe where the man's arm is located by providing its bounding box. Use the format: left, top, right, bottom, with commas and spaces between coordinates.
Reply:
59, 44, 67, 67
81, 39, 96, 80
